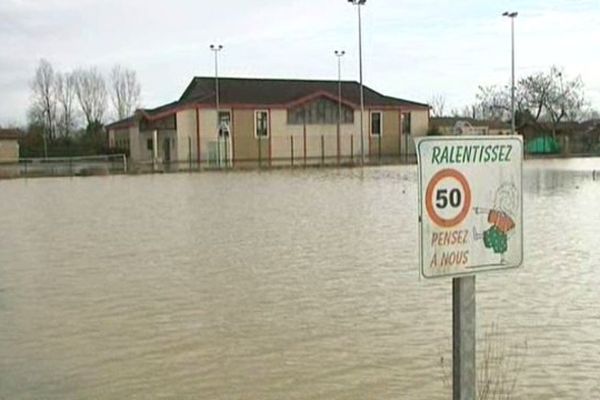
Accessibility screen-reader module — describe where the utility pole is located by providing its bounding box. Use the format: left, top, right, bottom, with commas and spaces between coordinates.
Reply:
210, 44, 224, 166
348, 0, 367, 164
335, 50, 345, 164
503, 11, 518, 135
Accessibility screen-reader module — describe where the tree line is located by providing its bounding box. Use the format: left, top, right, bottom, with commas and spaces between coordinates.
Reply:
22, 59, 141, 157
430, 65, 599, 138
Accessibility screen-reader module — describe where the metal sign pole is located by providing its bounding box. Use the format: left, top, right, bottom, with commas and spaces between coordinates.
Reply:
453, 275, 476, 400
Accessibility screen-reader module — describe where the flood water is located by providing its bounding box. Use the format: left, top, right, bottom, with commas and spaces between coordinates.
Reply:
1, 158, 600, 399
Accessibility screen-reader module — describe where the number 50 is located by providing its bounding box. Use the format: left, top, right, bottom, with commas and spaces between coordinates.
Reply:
436, 188, 462, 209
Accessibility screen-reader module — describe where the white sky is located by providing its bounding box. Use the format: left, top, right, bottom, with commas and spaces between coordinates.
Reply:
1, 0, 599, 125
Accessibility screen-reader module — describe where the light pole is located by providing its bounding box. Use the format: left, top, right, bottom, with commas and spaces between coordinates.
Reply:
335, 50, 345, 164
502, 11, 518, 135
210, 44, 223, 165
348, 0, 366, 165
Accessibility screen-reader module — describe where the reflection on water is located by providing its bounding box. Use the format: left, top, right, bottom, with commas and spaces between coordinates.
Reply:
1, 158, 600, 399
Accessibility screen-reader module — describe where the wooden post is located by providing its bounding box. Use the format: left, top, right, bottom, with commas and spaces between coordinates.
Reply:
337, 123, 341, 165
453, 276, 476, 400
303, 121, 307, 166
378, 135, 382, 164
351, 134, 354, 162
321, 135, 325, 165
268, 108, 272, 167
291, 135, 294, 167
196, 108, 201, 168
258, 137, 262, 168
188, 136, 192, 170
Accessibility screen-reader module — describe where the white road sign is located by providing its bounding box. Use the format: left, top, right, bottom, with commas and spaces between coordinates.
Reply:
415, 136, 523, 278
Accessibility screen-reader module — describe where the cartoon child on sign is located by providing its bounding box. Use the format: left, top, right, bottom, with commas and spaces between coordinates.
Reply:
473, 183, 518, 263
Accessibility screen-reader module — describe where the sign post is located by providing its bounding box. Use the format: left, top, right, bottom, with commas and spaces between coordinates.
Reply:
415, 136, 523, 400
452, 275, 475, 400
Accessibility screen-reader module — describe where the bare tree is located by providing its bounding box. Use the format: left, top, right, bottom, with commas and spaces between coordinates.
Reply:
109, 65, 141, 120
545, 67, 586, 130
30, 59, 57, 142
73, 67, 108, 131
429, 94, 446, 117
474, 85, 513, 121
55, 72, 78, 137
472, 66, 587, 136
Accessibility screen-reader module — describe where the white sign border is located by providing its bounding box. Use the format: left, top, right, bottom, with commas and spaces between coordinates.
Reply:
416, 135, 524, 279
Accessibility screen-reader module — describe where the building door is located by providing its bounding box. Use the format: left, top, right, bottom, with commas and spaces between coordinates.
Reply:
218, 111, 232, 165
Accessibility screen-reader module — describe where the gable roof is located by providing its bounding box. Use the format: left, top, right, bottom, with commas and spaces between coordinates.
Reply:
0, 128, 20, 140
179, 77, 429, 110
105, 115, 137, 130
107, 76, 429, 127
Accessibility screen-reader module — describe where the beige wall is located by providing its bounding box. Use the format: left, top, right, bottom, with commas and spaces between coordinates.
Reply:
269, 108, 365, 161
229, 107, 429, 161
176, 109, 197, 162
232, 109, 258, 161
129, 126, 141, 161
0, 139, 19, 163
401, 110, 428, 154
135, 129, 176, 162
368, 110, 403, 157
108, 128, 131, 149
126, 105, 429, 163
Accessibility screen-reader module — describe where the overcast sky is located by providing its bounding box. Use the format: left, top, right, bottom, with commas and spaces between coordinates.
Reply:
1, 0, 599, 125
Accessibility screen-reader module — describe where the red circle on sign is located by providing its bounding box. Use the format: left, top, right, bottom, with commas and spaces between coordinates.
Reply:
425, 169, 472, 228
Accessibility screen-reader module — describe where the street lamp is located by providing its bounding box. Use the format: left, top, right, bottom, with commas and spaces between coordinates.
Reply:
335, 50, 345, 163
348, 0, 366, 165
210, 44, 224, 165
502, 11, 518, 135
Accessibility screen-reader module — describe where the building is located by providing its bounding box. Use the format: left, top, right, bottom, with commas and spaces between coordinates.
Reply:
518, 119, 600, 154
106, 77, 430, 168
0, 129, 19, 163
430, 117, 511, 136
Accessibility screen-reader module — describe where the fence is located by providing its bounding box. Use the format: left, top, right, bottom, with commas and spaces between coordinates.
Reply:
0, 154, 127, 178
129, 133, 417, 173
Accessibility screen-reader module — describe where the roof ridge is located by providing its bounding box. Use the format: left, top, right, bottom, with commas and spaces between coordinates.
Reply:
192, 76, 361, 84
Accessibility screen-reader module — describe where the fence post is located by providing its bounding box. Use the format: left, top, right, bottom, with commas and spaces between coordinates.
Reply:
303, 123, 307, 167
258, 137, 262, 168
321, 135, 325, 166
188, 136, 192, 171
337, 128, 341, 165
351, 134, 354, 163
378, 135, 382, 164
291, 135, 294, 167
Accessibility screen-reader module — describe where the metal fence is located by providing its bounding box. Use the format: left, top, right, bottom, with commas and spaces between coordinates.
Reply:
0, 154, 127, 179
130, 133, 417, 173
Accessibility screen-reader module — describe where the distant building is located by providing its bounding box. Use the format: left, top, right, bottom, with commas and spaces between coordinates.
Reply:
106, 77, 430, 167
0, 129, 19, 163
430, 117, 511, 136
518, 119, 600, 154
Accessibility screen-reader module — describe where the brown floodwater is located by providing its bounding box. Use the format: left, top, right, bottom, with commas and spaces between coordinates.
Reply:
1, 158, 600, 399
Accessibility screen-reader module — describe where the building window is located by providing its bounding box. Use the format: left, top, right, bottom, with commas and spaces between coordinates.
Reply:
147, 138, 153, 150
218, 111, 231, 138
287, 98, 354, 125
402, 112, 412, 135
255, 110, 269, 138
371, 111, 382, 136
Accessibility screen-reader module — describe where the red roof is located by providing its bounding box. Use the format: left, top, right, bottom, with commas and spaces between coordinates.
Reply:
0, 128, 20, 140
